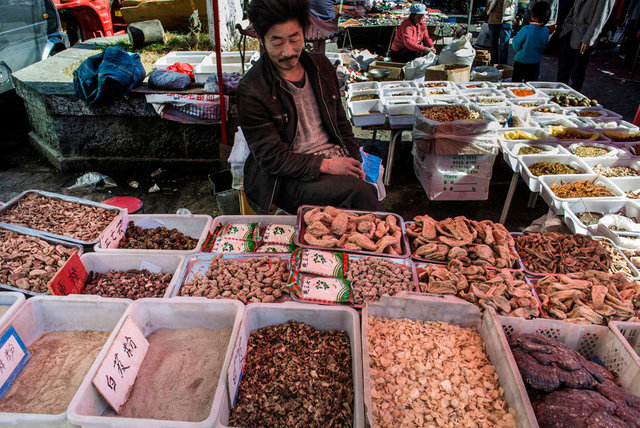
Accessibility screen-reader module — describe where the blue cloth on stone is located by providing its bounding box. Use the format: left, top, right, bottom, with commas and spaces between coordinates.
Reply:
148, 69, 191, 90
73, 46, 146, 104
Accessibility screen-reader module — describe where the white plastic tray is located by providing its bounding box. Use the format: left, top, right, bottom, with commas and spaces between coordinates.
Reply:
384, 98, 417, 127
508, 98, 551, 109
539, 174, 625, 214
578, 118, 639, 131
496, 82, 534, 90
422, 94, 469, 105
455, 81, 495, 90
154, 51, 211, 70
499, 316, 640, 397
532, 115, 584, 128
582, 157, 640, 173
0, 295, 130, 427
79, 253, 186, 299
348, 100, 386, 127
563, 199, 640, 236
68, 297, 243, 428
347, 89, 380, 103
503, 87, 543, 99
94, 214, 212, 255
421, 86, 458, 97
565, 106, 623, 120
419, 80, 456, 89
613, 176, 640, 201
215, 302, 364, 427
528, 103, 567, 116
528, 81, 573, 90
519, 154, 592, 193
381, 88, 418, 98
379, 81, 416, 90
547, 126, 610, 143
362, 293, 537, 428
567, 142, 625, 158
499, 127, 556, 144
193, 63, 252, 84
0, 292, 24, 327
347, 81, 380, 92
501, 140, 567, 173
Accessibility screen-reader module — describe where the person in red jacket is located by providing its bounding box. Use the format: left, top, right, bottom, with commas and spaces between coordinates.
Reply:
389, 3, 435, 63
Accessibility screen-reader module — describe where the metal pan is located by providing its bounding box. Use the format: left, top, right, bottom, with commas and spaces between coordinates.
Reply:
0, 223, 83, 296
0, 190, 123, 246
295, 205, 410, 258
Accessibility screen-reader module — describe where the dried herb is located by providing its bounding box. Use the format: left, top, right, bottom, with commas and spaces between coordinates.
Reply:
528, 161, 579, 176
419, 105, 480, 121
551, 180, 614, 198
350, 94, 379, 102
517, 146, 547, 155
573, 146, 610, 157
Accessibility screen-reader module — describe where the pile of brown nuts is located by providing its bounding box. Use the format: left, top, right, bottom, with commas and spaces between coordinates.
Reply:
419, 105, 478, 121
82, 269, 172, 299
346, 258, 414, 305
368, 317, 516, 427
0, 194, 117, 241
180, 255, 289, 303
0, 229, 77, 293
118, 221, 198, 250
229, 321, 353, 427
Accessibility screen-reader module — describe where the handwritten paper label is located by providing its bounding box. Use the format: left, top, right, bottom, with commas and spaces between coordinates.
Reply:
139, 261, 162, 274
0, 327, 30, 401
92, 316, 149, 414
228, 324, 248, 407
48, 252, 88, 296
100, 211, 129, 249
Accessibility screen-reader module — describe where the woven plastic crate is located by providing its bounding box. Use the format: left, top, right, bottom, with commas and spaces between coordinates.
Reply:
499, 316, 640, 396
609, 321, 640, 365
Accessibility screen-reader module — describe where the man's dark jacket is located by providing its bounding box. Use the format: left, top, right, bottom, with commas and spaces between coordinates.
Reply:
237, 51, 361, 214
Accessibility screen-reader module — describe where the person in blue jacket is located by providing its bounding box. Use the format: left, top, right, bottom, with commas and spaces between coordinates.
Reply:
511, 1, 551, 82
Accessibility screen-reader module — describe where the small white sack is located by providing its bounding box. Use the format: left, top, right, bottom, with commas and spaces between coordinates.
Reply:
403, 52, 437, 80
438, 33, 476, 67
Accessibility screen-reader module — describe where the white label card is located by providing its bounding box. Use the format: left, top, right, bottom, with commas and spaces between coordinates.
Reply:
0, 327, 30, 401
92, 316, 149, 414
227, 323, 248, 407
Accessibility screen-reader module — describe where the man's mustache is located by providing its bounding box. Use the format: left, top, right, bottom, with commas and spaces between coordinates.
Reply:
279, 55, 298, 62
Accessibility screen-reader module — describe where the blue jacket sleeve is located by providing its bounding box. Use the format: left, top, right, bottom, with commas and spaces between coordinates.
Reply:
512, 26, 526, 51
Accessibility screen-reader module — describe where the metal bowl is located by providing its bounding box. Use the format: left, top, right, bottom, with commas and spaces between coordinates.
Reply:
368, 68, 392, 80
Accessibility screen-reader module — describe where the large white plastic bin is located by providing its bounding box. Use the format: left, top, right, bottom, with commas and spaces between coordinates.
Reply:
0, 295, 131, 427
501, 140, 567, 173
79, 253, 185, 299
94, 214, 212, 255
518, 154, 592, 193
362, 293, 537, 428
562, 199, 640, 236
153, 51, 211, 70
0, 292, 24, 327
215, 302, 364, 427
348, 100, 385, 127
68, 297, 243, 428
538, 174, 625, 214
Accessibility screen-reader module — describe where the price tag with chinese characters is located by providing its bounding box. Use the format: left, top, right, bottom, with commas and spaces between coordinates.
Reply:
92, 316, 149, 414
227, 324, 248, 407
0, 327, 30, 401
99, 211, 129, 249
47, 252, 88, 296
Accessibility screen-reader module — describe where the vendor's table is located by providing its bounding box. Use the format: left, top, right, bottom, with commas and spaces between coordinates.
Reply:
359, 124, 411, 186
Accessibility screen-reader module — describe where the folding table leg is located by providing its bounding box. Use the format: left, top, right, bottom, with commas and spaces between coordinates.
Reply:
499, 172, 519, 224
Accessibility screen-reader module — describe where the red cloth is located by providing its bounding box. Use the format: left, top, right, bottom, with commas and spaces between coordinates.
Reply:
391, 18, 434, 53
166, 62, 194, 80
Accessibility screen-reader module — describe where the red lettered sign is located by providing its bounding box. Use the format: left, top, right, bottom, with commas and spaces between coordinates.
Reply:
47, 252, 88, 295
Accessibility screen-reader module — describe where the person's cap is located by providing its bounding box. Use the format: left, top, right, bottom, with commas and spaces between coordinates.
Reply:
409, 3, 427, 14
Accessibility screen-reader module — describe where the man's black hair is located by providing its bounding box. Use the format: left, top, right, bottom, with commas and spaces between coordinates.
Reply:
247, 0, 310, 39
531, 1, 551, 25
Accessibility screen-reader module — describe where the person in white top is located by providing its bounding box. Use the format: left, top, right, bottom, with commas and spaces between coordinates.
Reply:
487, 0, 518, 64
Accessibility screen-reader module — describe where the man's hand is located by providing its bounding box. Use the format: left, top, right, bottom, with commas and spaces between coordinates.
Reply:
320, 157, 366, 180
579, 42, 589, 54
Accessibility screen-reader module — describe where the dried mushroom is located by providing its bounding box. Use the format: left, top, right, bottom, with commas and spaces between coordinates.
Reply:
118, 221, 198, 250
82, 269, 172, 299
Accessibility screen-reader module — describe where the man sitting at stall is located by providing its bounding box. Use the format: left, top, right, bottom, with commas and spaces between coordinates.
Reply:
389, 3, 436, 63
237, 0, 382, 215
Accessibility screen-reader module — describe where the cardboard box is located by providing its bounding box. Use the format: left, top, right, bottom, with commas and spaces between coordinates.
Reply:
368, 61, 404, 80
494, 64, 513, 79
473, 49, 491, 67
424, 64, 470, 82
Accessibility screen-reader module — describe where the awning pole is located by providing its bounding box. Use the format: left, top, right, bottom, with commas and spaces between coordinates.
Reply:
207, 0, 228, 145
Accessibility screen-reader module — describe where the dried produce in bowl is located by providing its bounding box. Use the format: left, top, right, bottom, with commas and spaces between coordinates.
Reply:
368, 317, 516, 427
82, 269, 172, 299
406, 215, 519, 268
418, 105, 480, 121
536, 270, 640, 324
502, 130, 538, 140
418, 260, 540, 318
346, 257, 414, 305
528, 161, 579, 176
0, 228, 78, 293
350, 93, 379, 101
0, 193, 117, 241
550, 179, 614, 198
592, 164, 640, 177
597, 239, 637, 278
180, 255, 289, 303
118, 221, 198, 250
511, 89, 536, 97
517, 146, 548, 155
603, 131, 640, 142
302, 206, 404, 255
229, 321, 353, 427
514, 233, 611, 274
548, 126, 600, 141
572, 145, 610, 157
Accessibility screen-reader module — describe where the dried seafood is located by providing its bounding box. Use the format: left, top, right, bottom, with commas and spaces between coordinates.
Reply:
550, 179, 614, 198
592, 164, 640, 177
514, 233, 611, 274
528, 162, 579, 176
407, 215, 519, 268
302, 206, 403, 254
536, 270, 640, 324
418, 260, 539, 318
596, 239, 636, 278
368, 317, 516, 427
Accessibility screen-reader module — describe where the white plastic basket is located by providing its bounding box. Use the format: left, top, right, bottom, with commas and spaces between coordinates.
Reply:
539, 174, 625, 214
68, 297, 244, 428
0, 295, 131, 427
421, 86, 459, 97
215, 302, 364, 427
455, 81, 495, 90
381, 87, 418, 98
562, 199, 640, 236
419, 80, 457, 89
567, 142, 627, 158
508, 98, 551, 109
565, 106, 623, 120
518, 154, 592, 193
609, 321, 640, 364
422, 94, 469, 105
362, 293, 537, 428
79, 253, 186, 299
94, 214, 212, 255
499, 316, 640, 396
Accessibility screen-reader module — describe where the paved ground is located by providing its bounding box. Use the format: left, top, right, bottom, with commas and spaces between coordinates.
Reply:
1, 48, 637, 230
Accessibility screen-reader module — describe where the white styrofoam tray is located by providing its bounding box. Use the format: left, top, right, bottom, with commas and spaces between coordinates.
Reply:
362, 293, 537, 428
154, 51, 211, 70
0, 295, 131, 427
563, 199, 640, 236
94, 214, 212, 255
538, 174, 625, 214
347, 81, 380, 92
0, 292, 24, 327
215, 302, 364, 427
79, 253, 186, 299
527, 81, 573, 90
348, 100, 386, 127
68, 297, 244, 428
347, 89, 380, 103
501, 140, 568, 173
499, 316, 640, 397
519, 154, 592, 193
567, 142, 628, 158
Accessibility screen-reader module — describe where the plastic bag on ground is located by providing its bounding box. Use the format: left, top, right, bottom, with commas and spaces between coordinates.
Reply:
470, 65, 501, 82
403, 52, 437, 80
65, 172, 117, 191
438, 33, 476, 66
